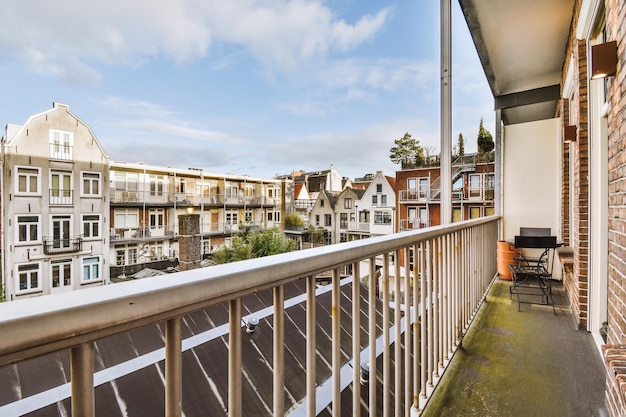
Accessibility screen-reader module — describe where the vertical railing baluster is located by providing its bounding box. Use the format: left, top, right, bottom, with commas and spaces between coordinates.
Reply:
332, 268, 341, 417
412, 243, 421, 413
352, 262, 361, 417
274, 286, 285, 417
382, 253, 390, 417
368, 257, 377, 417
394, 249, 402, 417
433, 236, 441, 375
165, 317, 182, 417
423, 239, 428, 387
306, 275, 317, 417
229, 299, 242, 417
404, 246, 413, 417
71, 342, 94, 417
420, 241, 427, 399
442, 234, 449, 362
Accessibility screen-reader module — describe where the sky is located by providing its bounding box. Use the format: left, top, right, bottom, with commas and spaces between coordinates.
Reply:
0, 0, 494, 181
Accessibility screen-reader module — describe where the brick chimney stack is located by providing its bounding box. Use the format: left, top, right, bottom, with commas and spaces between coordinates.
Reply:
178, 213, 201, 271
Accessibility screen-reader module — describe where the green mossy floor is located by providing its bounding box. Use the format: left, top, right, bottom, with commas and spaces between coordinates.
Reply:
421, 279, 607, 417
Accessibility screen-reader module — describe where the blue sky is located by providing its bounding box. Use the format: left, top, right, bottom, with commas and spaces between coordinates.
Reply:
0, 1, 494, 180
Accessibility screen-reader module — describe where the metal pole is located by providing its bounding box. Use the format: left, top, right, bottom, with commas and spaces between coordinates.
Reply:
382, 253, 390, 417
440, 0, 452, 225
394, 250, 402, 417
165, 317, 182, 417
306, 276, 317, 417
71, 342, 94, 417
274, 286, 285, 417
229, 299, 242, 417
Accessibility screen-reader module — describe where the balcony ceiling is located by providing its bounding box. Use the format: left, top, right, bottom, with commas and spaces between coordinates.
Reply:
458, 0, 575, 125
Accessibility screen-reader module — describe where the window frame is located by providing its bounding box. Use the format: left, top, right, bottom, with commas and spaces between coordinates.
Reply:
15, 166, 41, 196
82, 256, 102, 283
16, 214, 41, 245
81, 171, 101, 197
49, 129, 73, 160
324, 214, 332, 227
52, 259, 73, 289
82, 214, 101, 240
16, 262, 42, 294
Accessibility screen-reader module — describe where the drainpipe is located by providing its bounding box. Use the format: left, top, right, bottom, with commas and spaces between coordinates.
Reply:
440, 0, 452, 225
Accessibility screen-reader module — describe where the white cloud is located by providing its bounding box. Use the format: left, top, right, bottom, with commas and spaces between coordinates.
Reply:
0, 0, 389, 82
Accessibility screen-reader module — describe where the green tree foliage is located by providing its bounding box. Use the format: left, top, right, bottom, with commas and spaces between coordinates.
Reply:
389, 133, 426, 169
212, 225, 294, 264
457, 133, 465, 157
285, 213, 304, 228
477, 118, 494, 154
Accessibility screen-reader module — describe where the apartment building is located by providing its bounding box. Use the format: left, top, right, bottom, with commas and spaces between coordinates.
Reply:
396, 154, 495, 230
109, 162, 287, 277
1, 103, 110, 300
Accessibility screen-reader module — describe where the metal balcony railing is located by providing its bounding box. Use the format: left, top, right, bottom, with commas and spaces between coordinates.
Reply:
42, 236, 83, 254
0, 216, 499, 417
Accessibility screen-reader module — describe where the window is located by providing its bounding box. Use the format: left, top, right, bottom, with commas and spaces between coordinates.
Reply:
374, 211, 392, 224
359, 210, 370, 223
128, 248, 138, 264
340, 213, 348, 229
52, 215, 72, 250
16, 166, 40, 195
418, 178, 429, 199
52, 259, 72, 289
82, 257, 101, 282
17, 215, 40, 244
469, 207, 481, 219
244, 210, 253, 223
344, 198, 352, 209
150, 175, 164, 196
82, 172, 101, 196
320, 199, 325, 207
469, 174, 481, 198
381, 195, 387, 205
17, 263, 41, 293
372, 195, 378, 204
408, 178, 417, 192
226, 210, 238, 225
49, 129, 73, 160
114, 210, 139, 229
324, 214, 332, 227
149, 209, 164, 229
452, 208, 463, 222
50, 170, 72, 205
315, 215, 320, 226
82, 214, 100, 239
114, 173, 138, 192
116, 247, 126, 266
376, 183, 383, 193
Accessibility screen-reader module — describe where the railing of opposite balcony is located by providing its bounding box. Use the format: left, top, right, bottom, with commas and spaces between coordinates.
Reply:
0, 216, 499, 417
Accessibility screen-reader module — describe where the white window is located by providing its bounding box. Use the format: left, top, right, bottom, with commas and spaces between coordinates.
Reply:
81, 172, 101, 196
376, 184, 383, 193
16, 166, 41, 195
374, 211, 392, 224
49, 129, 73, 160
149, 209, 164, 229
17, 262, 41, 293
344, 198, 352, 209
114, 173, 138, 192
150, 175, 164, 196
51, 215, 72, 250
381, 195, 387, 205
469, 174, 481, 198
418, 178, 429, 199
82, 256, 101, 282
324, 214, 332, 226
408, 178, 417, 193
226, 210, 238, 225
17, 215, 40, 244
114, 210, 139, 229
50, 170, 72, 205
116, 248, 126, 266
82, 214, 100, 239
52, 259, 72, 289
128, 248, 138, 264
244, 210, 253, 223
372, 195, 378, 204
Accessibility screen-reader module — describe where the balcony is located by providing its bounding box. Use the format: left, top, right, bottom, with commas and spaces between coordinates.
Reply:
42, 236, 82, 254
2, 217, 502, 416
49, 189, 73, 205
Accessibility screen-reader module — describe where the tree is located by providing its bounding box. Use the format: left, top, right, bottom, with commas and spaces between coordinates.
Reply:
457, 133, 465, 157
211, 226, 294, 264
477, 119, 494, 154
389, 133, 425, 169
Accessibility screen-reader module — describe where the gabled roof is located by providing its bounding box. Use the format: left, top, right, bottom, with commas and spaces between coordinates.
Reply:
385, 176, 397, 192
320, 189, 341, 209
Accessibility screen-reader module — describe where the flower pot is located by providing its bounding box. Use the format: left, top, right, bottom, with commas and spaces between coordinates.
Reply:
497, 240, 516, 280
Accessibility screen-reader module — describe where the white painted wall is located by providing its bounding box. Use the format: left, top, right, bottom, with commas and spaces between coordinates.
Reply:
502, 118, 562, 278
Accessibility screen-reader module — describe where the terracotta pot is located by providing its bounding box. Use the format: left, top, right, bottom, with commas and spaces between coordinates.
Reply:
497, 240, 516, 280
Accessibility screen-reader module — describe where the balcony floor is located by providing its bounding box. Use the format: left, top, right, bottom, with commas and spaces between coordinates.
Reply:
422, 278, 608, 417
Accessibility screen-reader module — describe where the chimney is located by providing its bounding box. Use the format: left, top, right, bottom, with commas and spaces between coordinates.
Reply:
178, 213, 201, 271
